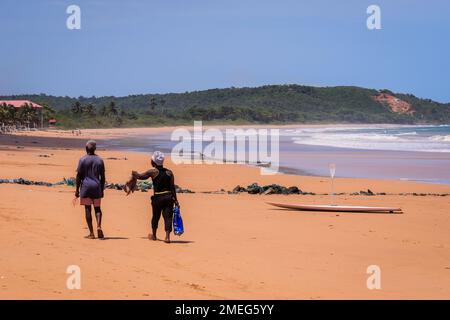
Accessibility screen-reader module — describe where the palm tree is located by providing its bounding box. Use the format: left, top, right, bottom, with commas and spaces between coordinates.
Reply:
18, 104, 39, 128
99, 105, 107, 117
83, 103, 96, 115
71, 101, 82, 114
150, 97, 157, 112
160, 98, 166, 115
42, 104, 56, 119
0, 104, 9, 130
4, 104, 18, 125
108, 101, 118, 116
0, 103, 8, 123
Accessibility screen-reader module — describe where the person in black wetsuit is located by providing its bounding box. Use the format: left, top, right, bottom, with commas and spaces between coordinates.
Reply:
125, 151, 179, 243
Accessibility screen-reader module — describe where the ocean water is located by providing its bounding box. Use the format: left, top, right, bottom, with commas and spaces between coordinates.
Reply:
285, 125, 450, 153
108, 125, 450, 185
279, 125, 450, 184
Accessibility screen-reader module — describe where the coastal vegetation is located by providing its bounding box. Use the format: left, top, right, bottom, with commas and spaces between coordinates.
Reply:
0, 102, 55, 130
1, 85, 449, 128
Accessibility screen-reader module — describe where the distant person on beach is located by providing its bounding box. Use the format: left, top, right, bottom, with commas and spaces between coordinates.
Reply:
75, 140, 106, 239
125, 151, 179, 243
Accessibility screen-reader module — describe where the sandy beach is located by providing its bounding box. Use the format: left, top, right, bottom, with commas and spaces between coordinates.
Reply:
1, 129, 450, 299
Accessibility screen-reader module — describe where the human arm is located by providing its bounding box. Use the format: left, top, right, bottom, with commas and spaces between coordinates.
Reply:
100, 160, 106, 197
75, 159, 82, 198
124, 168, 158, 195
169, 171, 179, 207
132, 168, 158, 180
75, 172, 81, 198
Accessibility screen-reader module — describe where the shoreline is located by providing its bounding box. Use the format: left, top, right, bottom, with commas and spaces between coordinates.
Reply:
6, 122, 443, 137
1, 128, 450, 195
2, 125, 450, 186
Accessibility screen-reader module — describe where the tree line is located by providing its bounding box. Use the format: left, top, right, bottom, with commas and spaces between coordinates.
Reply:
1, 85, 449, 128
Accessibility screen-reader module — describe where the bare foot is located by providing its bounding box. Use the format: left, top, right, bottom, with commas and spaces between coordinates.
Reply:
97, 229, 104, 239
165, 232, 171, 243
148, 233, 157, 241
85, 234, 95, 239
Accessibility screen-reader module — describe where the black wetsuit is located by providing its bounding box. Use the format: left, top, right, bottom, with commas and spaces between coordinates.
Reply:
151, 167, 176, 232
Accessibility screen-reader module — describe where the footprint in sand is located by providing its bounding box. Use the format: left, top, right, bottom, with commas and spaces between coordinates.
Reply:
188, 283, 205, 291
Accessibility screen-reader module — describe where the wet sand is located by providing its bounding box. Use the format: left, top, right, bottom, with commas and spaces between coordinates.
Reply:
0, 130, 449, 299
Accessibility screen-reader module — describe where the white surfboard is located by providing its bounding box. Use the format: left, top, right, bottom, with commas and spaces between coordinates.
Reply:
267, 202, 402, 213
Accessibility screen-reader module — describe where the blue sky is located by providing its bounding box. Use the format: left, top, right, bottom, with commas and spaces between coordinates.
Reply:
1, 0, 449, 102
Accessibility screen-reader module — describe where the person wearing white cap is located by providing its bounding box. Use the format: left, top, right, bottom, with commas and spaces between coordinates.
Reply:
125, 151, 179, 243
151, 150, 165, 166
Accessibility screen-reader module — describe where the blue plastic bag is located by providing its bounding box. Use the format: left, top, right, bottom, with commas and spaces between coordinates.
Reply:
173, 206, 184, 236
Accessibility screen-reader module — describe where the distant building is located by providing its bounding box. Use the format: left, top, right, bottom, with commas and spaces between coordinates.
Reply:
0, 100, 43, 109
0, 100, 44, 128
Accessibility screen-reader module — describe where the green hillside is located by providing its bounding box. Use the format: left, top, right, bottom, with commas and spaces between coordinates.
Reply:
2, 85, 449, 128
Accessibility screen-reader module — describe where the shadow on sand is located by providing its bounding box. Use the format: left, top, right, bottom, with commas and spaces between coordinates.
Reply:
139, 237, 194, 244
169, 240, 195, 244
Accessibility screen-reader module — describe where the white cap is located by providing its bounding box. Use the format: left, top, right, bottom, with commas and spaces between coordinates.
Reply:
151, 151, 165, 166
